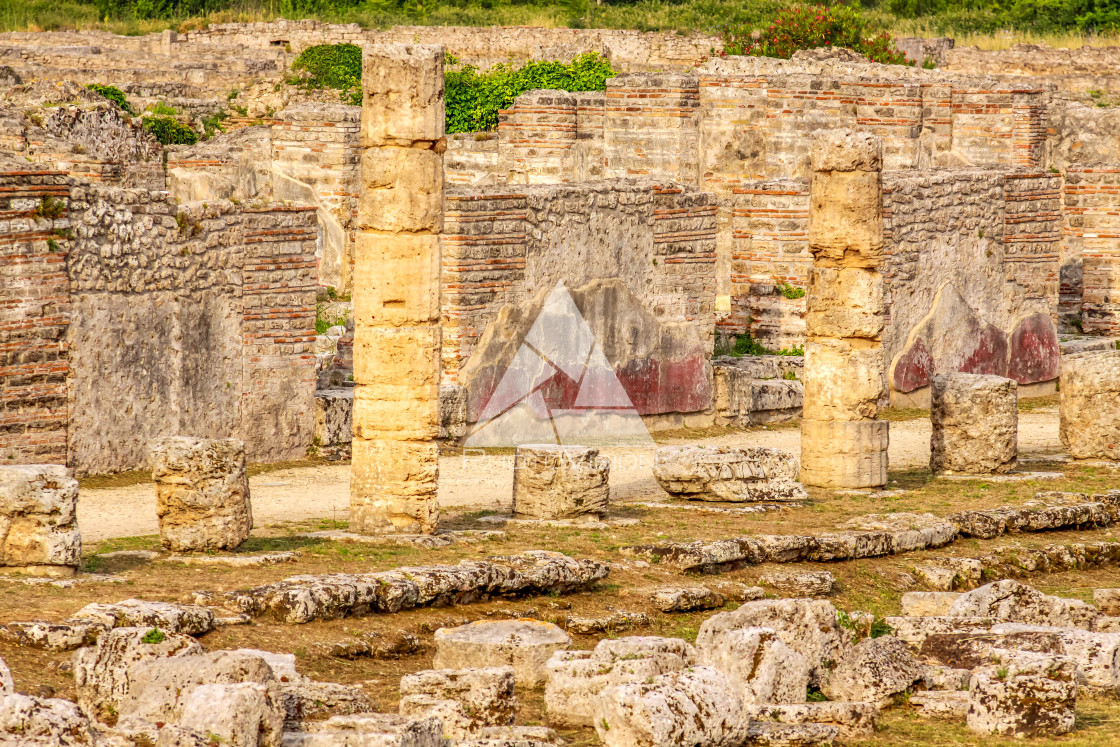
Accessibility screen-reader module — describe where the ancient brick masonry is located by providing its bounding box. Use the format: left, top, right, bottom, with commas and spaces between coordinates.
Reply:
0, 166, 71, 465
350, 44, 444, 535
800, 131, 889, 489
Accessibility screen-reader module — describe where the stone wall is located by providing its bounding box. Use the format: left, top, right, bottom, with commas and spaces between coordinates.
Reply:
0, 163, 72, 466
0, 177, 319, 475
941, 43, 1120, 97
442, 180, 718, 421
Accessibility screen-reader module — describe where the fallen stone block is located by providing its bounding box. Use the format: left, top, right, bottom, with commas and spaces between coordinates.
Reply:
596, 667, 746, 747
967, 653, 1077, 736
900, 592, 961, 617
433, 620, 570, 688
1094, 588, 1120, 616
0, 464, 81, 577
951, 500, 1111, 539
821, 636, 926, 707
280, 679, 372, 728
742, 721, 838, 746
160, 551, 301, 567
151, 436, 253, 552
838, 513, 958, 553
653, 446, 806, 502
0, 619, 106, 651
649, 586, 725, 612
399, 667, 516, 736
0, 693, 94, 745
445, 725, 564, 747
102, 715, 213, 747
70, 598, 215, 636
178, 682, 284, 747
544, 637, 697, 728
744, 702, 878, 739
562, 611, 648, 635
281, 714, 443, 747
700, 627, 810, 705
947, 579, 1100, 629
512, 445, 610, 520
990, 623, 1120, 690
930, 373, 1018, 475
924, 665, 971, 691
73, 626, 203, 722
759, 570, 834, 597
911, 559, 982, 591
910, 690, 969, 719
697, 599, 847, 684
883, 616, 993, 648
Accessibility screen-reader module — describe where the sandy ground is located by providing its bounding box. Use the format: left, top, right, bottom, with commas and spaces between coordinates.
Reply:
78, 410, 1062, 543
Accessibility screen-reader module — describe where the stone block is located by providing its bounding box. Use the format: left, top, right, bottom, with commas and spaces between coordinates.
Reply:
352, 325, 441, 388
989, 623, 1120, 690
352, 384, 441, 441
808, 170, 883, 266
910, 690, 969, 719
947, 580, 1100, 629
806, 267, 886, 340
433, 621, 571, 688
967, 654, 1077, 736
70, 599, 215, 635
649, 586, 724, 613
800, 419, 889, 488
283, 714, 443, 747
0, 465, 80, 576
352, 234, 441, 327
399, 667, 516, 737
699, 626, 810, 705
801, 340, 886, 421
360, 44, 445, 145
178, 683, 284, 747
759, 570, 835, 598
359, 146, 443, 233
810, 130, 883, 173
314, 388, 353, 448
0, 693, 95, 745
744, 702, 879, 740
930, 373, 1018, 474
1059, 350, 1120, 460
150, 437, 252, 553
350, 437, 439, 535
821, 636, 926, 707
652, 445, 806, 502
1094, 588, 1120, 616
512, 445, 609, 519
901, 592, 961, 617
596, 667, 746, 747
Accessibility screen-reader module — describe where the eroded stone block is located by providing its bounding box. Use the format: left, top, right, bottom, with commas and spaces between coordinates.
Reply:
930, 373, 1018, 474
512, 445, 609, 519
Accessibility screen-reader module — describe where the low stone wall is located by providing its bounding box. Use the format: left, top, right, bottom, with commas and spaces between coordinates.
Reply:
942, 43, 1120, 97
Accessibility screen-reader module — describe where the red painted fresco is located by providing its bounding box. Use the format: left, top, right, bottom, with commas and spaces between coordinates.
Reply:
891, 337, 934, 393
1007, 312, 1061, 384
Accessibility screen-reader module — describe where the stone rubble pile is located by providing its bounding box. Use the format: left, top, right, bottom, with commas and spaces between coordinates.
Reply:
652, 446, 807, 503
191, 550, 609, 623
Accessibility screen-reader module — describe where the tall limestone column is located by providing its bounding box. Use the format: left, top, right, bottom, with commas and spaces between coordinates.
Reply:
800, 131, 889, 489
350, 44, 445, 534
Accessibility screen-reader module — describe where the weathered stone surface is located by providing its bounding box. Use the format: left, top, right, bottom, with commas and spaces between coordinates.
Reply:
563, 611, 648, 635
0, 465, 81, 575
0, 619, 105, 651
70, 598, 215, 636
799, 419, 889, 489
930, 373, 1018, 474
759, 570, 834, 597
697, 599, 847, 684
0, 656, 11, 695
434, 620, 570, 687
901, 592, 961, 617
544, 637, 697, 728
742, 721, 839, 746
282, 714, 443, 747
512, 445, 610, 519
150, 436, 253, 552
596, 667, 746, 747
399, 667, 516, 736
821, 636, 926, 706
910, 690, 969, 718
101, 715, 214, 747
745, 702, 878, 739
0, 693, 94, 746
911, 558, 983, 591
951, 498, 1111, 539
1059, 350, 1120, 460
1094, 588, 1120, 616
839, 513, 958, 553
947, 580, 1100, 629
925, 665, 972, 691
213, 551, 608, 623
652, 446, 806, 503
649, 586, 725, 612
360, 43, 445, 145
73, 626, 203, 721
967, 653, 1077, 736
699, 627, 810, 705
279, 679, 372, 727
178, 682, 284, 747
990, 623, 1120, 690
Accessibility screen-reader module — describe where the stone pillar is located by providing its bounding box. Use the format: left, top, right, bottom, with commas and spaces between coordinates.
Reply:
150, 437, 252, 552
930, 373, 1018, 475
1059, 350, 1120, 460
800, 131, 889, 488
350, 44, 445, 534
0, 465, 80, 577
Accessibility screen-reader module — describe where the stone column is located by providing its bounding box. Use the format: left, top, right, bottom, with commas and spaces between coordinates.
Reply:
800, 131, 889, 488
350, 44, 445, 534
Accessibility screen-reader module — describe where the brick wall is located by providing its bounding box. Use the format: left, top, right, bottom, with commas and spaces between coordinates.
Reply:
1066, 167, 1120, 334
0, 166, 71, 465
603, 73, 700, 185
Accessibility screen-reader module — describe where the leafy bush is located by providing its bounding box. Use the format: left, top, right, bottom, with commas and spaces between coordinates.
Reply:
140, 627, 165, 644
86, 83, 134, 114
290, 43, 363, 105
720, 4, 910, 65
446, 52, 614, 133
142, 116, 198, 145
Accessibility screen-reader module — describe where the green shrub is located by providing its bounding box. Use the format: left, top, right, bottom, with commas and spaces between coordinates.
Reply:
446, 52, 614, 133
142, 116, 198, 145
140, 627, 165, 644
720, 4, 910, 65
146, 101, 178, 116
775, 279, 805, 299
290, 43, 363, 105
86, 83, 135, 114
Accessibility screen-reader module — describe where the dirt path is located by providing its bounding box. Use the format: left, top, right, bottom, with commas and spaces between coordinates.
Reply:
78, 410, 1062, 543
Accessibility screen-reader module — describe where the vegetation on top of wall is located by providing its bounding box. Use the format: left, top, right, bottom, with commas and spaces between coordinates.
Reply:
289, 42, 363, 105
445, 52, 614, 132
142, 115, 198, 145
715, 332, 805, 357
720, 4, 909, 64
86, 84, 135, 114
